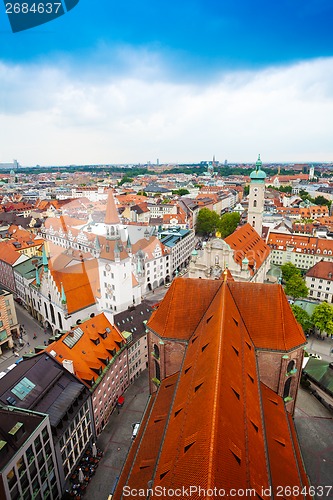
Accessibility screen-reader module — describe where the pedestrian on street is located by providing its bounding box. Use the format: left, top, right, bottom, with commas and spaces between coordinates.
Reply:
33, 333, 37, 339
27, 342, 30, 347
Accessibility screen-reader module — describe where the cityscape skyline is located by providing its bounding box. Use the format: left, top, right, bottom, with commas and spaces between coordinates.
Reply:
2, 1, 333, 164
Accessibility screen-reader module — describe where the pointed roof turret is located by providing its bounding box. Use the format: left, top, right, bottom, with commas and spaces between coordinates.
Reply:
42, 245, 48, 271
250, 154, 266, 183
94, 235, 101, 251
61, 282, 67, 305
105, 189, 120, 225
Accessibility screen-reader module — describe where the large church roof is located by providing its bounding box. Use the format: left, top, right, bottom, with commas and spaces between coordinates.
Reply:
115, 279, 309, 499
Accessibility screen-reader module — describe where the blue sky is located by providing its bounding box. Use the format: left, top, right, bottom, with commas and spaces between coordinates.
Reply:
1, 0, 333, 164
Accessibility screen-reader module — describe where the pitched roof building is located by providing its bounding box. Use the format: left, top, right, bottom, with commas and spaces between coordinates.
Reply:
45, 313, 129, 436
305, 260, 333, 303
114, 278, 310, 499
189, 223, 271, 283
267, 231, 333, 270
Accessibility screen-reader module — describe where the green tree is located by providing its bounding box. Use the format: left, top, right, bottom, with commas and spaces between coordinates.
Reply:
284, 275, 308, 300
279, 185, 292, 194
312, 302, 333, 337
313, 195, 331, 208
243, 185, 250, 196
172, 188, 190, 196
137, 191, 147, 196
118, 176, 134, 186
291, 305, 313, 334
281, 262, 301, 283
217, 212, 241, 238
195, 208, 220, 236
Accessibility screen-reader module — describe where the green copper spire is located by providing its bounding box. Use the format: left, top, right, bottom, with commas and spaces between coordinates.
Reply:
255, 154, 262, 170
94, 235, 101, 251
61, 282, 67, 305
250, 154, 266, 183
42, 245, 48, 271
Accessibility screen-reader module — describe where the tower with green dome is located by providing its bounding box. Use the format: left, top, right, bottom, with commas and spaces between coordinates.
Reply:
247, 154, 266, 235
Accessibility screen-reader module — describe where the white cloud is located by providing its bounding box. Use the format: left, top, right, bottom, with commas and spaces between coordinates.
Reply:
1, 56, 333, 164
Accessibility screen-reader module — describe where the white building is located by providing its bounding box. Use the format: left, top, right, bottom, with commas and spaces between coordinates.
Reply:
247, 154, 266, 236
305, 261, 333, 303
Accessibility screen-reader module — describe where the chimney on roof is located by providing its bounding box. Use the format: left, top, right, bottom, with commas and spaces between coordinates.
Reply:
63, 359, 75, 374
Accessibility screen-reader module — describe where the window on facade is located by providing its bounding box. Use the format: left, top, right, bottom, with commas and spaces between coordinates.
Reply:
283, 378, 292, 400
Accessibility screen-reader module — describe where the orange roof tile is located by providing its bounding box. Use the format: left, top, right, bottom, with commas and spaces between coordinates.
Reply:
261, 383, 311, 498
225, 223, 271, 271
105, 189, 120, 224
227, 282, 306, 351
45, 313, 124, 386
268, 231, 333, 256
48, 258, 98, 314
116, 280, 309, 498
0, 241, 24, 265
306, 260, 333, 280
148, 278, 222, 340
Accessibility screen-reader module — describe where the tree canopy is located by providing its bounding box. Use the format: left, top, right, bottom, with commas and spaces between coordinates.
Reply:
312, 302, 333, 336
291, 305, 313, 334
172, 188, 190, 196
217, 212, 241, 238
195, 209, 240, 238
195, 208, 220, 235
284, 275, 308, 300
281, 262, 301, 283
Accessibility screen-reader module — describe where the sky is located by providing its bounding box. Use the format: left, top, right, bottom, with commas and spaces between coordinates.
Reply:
1, 0, 333, 165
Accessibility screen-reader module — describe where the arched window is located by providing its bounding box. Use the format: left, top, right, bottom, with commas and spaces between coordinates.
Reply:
287, 360, 295, 373
283, 377, 292, 400
154, 359, 160, 381
253, 200, 257, 208
49, 303, 56, 325
58, 312, 63, 330
153, 344, 160, 359
215, 255, 219, 265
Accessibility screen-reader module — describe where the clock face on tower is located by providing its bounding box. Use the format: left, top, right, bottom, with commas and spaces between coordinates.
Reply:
105, 263, 111, 272
253, 187, 258, 193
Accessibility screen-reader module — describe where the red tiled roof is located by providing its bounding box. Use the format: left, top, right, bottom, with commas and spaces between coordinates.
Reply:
148, 278, 222, 340
225, 223, 271, 271
227, 282, 306, 351
105, 189, 120, 224
45, 313, 124, 385
115, 280, 309, 498
48, 258, 98, 314
0, 241, 24, 265
268, 231, 333, 255
261, 383, 311, 498
305, 260, 333, 280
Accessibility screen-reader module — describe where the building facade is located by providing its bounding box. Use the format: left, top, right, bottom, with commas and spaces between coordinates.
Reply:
247, 154, 266, 236
305, 261, 333, 303
0, 289, 19, 355
0, 407, 61, 500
